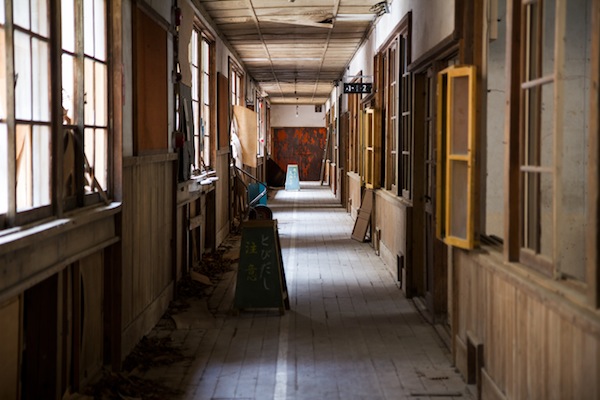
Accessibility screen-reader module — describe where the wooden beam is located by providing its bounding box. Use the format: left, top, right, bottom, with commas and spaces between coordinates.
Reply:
504, 0, 522, 261
589, 0, 600, 308
111, 0, 123, 202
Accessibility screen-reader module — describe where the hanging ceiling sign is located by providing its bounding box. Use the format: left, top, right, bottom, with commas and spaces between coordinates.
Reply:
343, 82, 372, 94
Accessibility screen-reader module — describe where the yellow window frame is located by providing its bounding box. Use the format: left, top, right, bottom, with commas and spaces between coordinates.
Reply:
436, 65, 477, 249
363, 108, 381, 189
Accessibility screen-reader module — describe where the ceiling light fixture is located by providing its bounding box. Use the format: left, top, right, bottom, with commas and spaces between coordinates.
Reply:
335, 14, 375, 21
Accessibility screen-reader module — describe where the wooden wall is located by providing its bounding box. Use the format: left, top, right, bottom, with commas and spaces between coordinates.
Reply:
347, 172, 362, 218
216, 152, 230, 246
454, 249, 600, 399
79, 252, 105, 387
0, 297, 19, 399
373, 190, 410, 279
121, 155, 176, 357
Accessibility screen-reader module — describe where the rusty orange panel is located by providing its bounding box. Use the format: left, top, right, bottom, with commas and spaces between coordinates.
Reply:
272, 127, 326, 181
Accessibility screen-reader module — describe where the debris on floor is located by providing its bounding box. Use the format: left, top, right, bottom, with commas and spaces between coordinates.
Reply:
76, 233, 241, 400
83, 371, 178, 400
122, 336, 187, 373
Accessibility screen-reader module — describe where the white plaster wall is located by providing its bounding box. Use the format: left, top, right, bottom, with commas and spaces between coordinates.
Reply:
123, 0, 133, 157
270, 105, 325, 128
339, 0, 456, 107
143, 0, 171, 22
558, 0, 591, 280
485, 0, 507, 239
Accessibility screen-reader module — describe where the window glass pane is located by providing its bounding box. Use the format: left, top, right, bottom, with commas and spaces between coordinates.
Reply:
192, 100, 199, 143
539, 172, 553, 259
450, 160, 468, 240
190, 30, 198, 67
94, 61, 107, 126
31, 0, 48, 37
84, 58, 95, 125
203, 104, 210, 166
192, 105, 200, 169
0, 123, 7, 213
61, 0, 75, 52
83, 128, 108, 193
84, 0, 94, 56
62, 53, 75, 124
0, 3, 5, 24
0, 29, 6, 120
32, 125, 51, 207
94, 128, 107, 190
558, 0, 590, 281
32, 38, 50, 122
202, 40, 210, 72
84, 127, 94, 192
203, 73, 209, 103
94, 0, 106, 61
191, 65, 199, 101
13, 0, 30, 29
16, 124, 31, 210
14, 31, 32, 120
542, 0, 555, 77
540, 83, 554, 168
451, 76, 469, 155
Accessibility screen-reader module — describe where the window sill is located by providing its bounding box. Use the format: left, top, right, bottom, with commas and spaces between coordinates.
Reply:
376, 187, 412, 208
0, 202, 121, 254
468, 245, 598, 319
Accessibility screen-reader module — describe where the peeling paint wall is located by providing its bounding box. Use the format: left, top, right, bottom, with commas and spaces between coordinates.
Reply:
272, 127, 327, 181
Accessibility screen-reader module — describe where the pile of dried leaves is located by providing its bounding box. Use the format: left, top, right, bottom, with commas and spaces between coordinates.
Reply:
122, 336, 187, 372
80, 234, 241, 399
176, 234, 239, 300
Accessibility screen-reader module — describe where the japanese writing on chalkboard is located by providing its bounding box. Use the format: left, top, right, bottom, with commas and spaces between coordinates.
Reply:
243, 234, 275, 290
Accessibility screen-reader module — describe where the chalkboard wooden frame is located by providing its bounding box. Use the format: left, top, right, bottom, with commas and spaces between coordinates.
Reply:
234, 219, 290, 314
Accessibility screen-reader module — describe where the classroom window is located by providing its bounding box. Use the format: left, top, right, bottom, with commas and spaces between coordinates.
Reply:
0, 0, 109, 230
436, 66, 477, 249
62, 0, 108, 202
0, 0, 51, 220
398, 32, 412, 200
190, 27, 214, 171
515, 0, 591, 281
363, 107, 381, 189
230, 61, 244, 107
382, 42, 397, 192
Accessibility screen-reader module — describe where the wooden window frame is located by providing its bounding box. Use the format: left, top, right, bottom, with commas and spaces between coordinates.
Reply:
378, 13, 412, 199
436, 65, 477, 249
0, 0, 112, 231
190, 23, 215, 171
506, 0, 600, 284
229, 59, 244, 108
506, 0, 598, 301
398, 29, 412, 200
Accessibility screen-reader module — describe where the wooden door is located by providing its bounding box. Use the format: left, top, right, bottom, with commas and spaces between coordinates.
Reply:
423, 66, 447, 320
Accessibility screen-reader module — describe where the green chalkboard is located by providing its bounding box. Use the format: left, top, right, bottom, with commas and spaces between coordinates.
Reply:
234, 219, 290, 313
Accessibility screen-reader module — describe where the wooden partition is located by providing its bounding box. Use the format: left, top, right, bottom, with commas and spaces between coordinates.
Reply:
121, 154, 176, 356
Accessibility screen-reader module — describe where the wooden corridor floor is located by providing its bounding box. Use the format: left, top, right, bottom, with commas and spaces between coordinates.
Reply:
139, 182, 472, 400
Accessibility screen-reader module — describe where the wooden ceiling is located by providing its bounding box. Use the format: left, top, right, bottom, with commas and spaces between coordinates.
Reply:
195, 0, 383, 104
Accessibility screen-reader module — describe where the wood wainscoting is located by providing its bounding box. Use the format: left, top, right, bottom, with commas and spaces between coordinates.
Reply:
121, 154, 177, 357
453, 248, 600, 399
